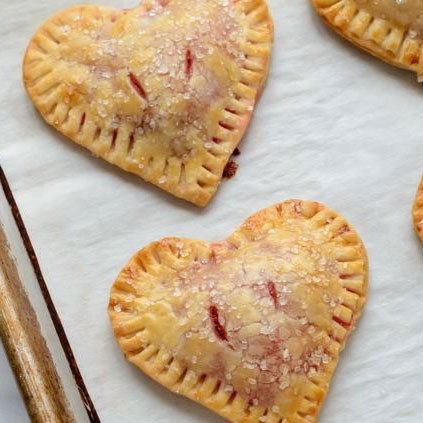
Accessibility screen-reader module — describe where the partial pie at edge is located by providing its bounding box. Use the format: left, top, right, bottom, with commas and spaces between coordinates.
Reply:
23, 0, 273, 206
311, 0, 423, 77
413, 176, 423, 242
109, 200, 368, 423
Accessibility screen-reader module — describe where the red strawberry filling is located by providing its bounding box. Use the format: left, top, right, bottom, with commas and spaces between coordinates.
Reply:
128, 72, 147, 100
209, 305, 229, 342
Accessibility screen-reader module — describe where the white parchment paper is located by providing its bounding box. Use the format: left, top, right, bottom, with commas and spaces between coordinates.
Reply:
0, 345, 28, 422
1, 0, 423, 422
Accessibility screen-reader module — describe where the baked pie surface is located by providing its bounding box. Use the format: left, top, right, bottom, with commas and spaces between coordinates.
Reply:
109, 200, 368, 423
311, 0, 423, 77
23, 0, 273, 206
413, 176, 423, 242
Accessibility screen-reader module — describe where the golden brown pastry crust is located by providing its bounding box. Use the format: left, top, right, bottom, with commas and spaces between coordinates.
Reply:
311, 0, 423, 76
413, 176, 423, 242
23, 0, 273, 206
109, 200, 368, 423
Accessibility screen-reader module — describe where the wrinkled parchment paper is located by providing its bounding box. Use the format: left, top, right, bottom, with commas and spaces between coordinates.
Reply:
1, 0, 422, 422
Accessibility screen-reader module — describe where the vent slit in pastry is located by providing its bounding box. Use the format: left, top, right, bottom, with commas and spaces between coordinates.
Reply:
185, 49, 194, 80
267, 281, 279, 309
128, 72, 148, 100
209, 305, 230, 343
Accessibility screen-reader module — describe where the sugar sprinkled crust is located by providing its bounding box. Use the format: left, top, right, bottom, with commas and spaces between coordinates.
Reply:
109, 200, 368, 422
413, 176, 423, 242
23, 0, 273, 206
311, 0, 423, 77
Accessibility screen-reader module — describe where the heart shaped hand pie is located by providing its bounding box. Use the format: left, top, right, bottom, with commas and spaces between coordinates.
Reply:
311, 0, 423, 78
23, 0, 273, 206
109, 200, 368, 422
413, 176, 423, 242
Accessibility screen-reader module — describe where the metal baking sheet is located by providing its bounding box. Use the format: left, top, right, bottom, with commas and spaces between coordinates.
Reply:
0, 343, 28, 421
1, 0, 422, 422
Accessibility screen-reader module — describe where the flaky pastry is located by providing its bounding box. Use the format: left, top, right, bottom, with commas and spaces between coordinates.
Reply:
413, 176, 423, 242
23, 0, 273, 206
311, 0, 423, 77
109, 200, 368, 423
